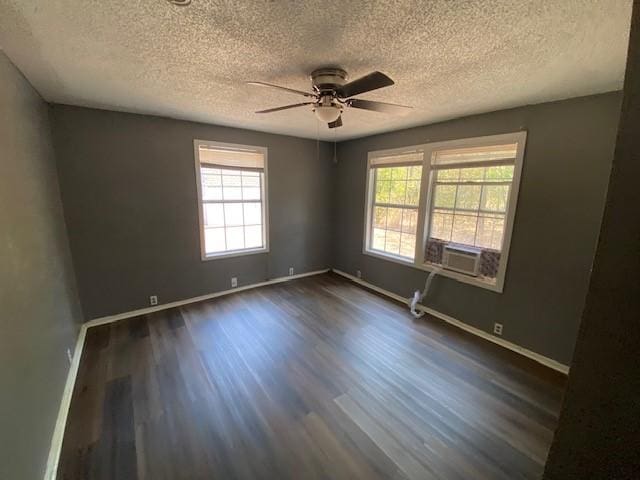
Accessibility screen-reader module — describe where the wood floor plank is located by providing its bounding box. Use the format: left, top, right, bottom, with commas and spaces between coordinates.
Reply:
94, 376, 137, 480
335, 393, 438, 480
58, 273, 565, 479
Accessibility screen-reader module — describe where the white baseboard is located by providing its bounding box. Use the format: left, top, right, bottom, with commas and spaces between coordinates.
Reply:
44, 267, 329, 479
44, 323, 88, 480
86, 268, 330, 329
332, 268, 570, 375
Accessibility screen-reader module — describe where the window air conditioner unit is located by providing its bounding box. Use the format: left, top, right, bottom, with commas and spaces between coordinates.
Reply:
442, 244, 481, 276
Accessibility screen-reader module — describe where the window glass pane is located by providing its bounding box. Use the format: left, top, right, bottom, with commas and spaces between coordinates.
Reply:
460, 167, 484, 182
405, 181, 420, 206
203, 203, 224, 228
242, 187, 261, 201
384, 230, 401, 255
224, 203, 243, 226
204, 227, 225, 253
476, 214, 505, 250
481, 185, 510, 212
400, 233, 416, 258
201, 169, 222, 200
375, 180, 390, 203
455, 185, 481, 210
245, 225, 263, 248
222, 174, 242, 186
223, 187, 242, 200
241, 170, 260, 177
434, 184, 456, 209
203, 186, 223, 201
225, 226, 244, 250
391, 166, 408, 180
408, 166, 422, 180
373, 207, 387, 229
436, 169, 460, 183
386, 208, 403, 231
377, 167, 392, 180
451, 214, 478, 245
401, 209, 417, 234
389, 181, 407, 204
202, 168, 222, 186
372, 228, 386, 250
485, 165, 514, 181
430, 211, 453, 242
243, 203, 261, 225
242, 175, 260, 187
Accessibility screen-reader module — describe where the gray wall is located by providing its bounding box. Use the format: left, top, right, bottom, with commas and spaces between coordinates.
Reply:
0, 53, 82, 480
45, 90, 621, 365
333, 93, 622, 365
544, 4, 639, 476
52, 106, 333, 320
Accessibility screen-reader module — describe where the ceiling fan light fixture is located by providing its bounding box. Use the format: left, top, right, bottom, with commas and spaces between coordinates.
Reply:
314, 105, 341, 123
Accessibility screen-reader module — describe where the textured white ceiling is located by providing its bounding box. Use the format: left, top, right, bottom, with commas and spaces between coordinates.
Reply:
0, 0, 632, 141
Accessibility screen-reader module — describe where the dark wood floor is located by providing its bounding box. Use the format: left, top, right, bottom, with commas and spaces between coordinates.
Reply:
58, 273, 566, 480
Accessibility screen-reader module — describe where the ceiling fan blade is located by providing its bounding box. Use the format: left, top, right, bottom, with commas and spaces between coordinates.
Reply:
255, 102, 314, 114
335, 71, 394, 98
328, 116, 343, 129
247, 81, 316, 98
348, 98, 413, 114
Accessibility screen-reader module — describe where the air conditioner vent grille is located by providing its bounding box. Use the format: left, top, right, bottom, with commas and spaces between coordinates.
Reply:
442, 244, 481, 276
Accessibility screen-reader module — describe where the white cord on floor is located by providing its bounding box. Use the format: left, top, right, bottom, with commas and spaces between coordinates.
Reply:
409, 268, 440, 318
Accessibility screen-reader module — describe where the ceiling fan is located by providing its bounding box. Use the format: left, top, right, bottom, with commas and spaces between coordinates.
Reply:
247, 68, 412, 128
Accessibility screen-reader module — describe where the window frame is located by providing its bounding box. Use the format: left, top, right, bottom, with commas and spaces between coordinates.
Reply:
193, 139, 270, 261
363, 132, 527, 292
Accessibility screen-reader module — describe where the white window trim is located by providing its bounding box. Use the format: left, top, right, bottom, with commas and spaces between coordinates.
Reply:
193, 139, 270, 261
363, 132, 527, 293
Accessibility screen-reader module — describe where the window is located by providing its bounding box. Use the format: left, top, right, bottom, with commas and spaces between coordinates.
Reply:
425, 143, 518, 281
364, 133, 526, 292
366, 151, 423, 260
429, 163, 512, 250
194, 140, 268, 260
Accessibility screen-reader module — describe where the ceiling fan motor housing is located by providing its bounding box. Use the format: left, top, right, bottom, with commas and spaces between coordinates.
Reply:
310, 68, 347, 93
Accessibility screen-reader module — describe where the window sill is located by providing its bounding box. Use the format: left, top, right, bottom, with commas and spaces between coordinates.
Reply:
202, 247, 268, 261
363, 249, 503, 293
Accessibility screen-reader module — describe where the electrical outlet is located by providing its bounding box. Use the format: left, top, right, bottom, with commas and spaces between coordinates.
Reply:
356, 270, 362, 279
289, 267, 294, 276
66, 348, 73, 364
231, 277, 238, 288
493, 322, 503, 336
149, 295, 158, 306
